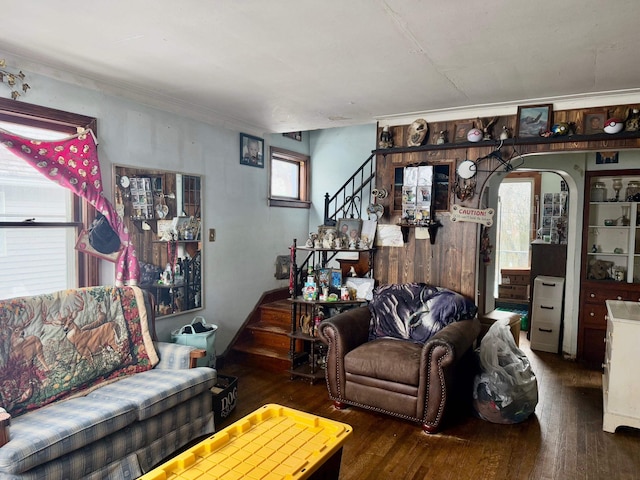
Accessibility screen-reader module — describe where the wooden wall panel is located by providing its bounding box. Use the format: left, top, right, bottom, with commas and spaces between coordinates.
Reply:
372, 102, 640, 301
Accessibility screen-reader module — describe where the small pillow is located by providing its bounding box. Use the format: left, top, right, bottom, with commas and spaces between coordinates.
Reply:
368, 283, 477, 344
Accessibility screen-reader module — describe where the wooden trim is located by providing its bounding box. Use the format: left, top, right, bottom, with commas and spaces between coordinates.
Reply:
0, 98, 96, 134
189, 349, 206, 368
268, 146, 311, 207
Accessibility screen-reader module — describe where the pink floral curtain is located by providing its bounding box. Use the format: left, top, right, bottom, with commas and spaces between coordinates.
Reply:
0, 128, 139, 286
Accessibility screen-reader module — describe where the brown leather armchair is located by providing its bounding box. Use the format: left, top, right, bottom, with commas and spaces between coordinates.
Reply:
319, 306, 480, 433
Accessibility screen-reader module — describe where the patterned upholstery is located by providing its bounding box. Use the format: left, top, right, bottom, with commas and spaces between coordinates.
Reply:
0, 392, 213, 480
0, 397, 137, 474
87, 368, 216, 420
0, 285, 217, 480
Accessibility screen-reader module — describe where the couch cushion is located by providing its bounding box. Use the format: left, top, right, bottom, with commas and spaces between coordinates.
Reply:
87, 367, 217, 420
345, 338, 422, 386
0, 396, 137, 475
0, 286, 158, 417
368, 283, 477, 343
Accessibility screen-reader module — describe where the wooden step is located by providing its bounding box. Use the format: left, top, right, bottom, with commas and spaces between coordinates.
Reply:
243, 326, 290, 351
258, 299, 292, 326
229, 342, 290, 372
248, 321, 290, 336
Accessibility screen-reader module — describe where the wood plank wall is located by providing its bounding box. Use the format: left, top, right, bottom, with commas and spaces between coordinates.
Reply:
372, 103, 640, 300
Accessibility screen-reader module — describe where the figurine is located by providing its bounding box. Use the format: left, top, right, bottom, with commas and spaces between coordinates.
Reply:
477, 116, 499, 140
305, 232, 317, 248
379, 125, 394, 148
499, 125, 511, 140
407, 119, 428, 146
625, 108, 640, 132
436, 130, 447, 144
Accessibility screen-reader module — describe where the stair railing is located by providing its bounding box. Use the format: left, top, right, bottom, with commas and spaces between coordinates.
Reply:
323, 153, 376, 225
291, 153, 377, 297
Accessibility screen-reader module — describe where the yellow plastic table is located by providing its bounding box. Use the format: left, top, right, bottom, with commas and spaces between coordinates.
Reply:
139, 403, 352, 480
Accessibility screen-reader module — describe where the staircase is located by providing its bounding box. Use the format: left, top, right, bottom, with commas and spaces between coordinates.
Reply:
227, 290, 293, 372
228, 154, 376, 372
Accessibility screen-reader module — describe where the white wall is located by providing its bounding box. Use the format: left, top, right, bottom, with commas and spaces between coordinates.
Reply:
308, 125, 377, 229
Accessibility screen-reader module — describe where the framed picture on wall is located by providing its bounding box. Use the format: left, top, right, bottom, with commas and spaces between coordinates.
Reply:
282, 131, 302, 141
240, 133, 264, 168
453, 121, 473, 142
583, 109, 607, 135
515, 104, 552, 138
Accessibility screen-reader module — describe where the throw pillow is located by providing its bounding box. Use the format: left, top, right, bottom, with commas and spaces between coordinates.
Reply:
368, 283, 477, 344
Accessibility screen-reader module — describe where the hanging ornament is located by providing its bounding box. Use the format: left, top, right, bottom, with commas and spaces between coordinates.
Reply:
480, 227, 493, 264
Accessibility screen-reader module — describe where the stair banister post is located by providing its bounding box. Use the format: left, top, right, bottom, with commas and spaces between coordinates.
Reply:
324, 192, 331, 225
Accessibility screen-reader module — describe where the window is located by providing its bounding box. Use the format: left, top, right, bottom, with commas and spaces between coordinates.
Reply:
0, 98, 98, 299
268, 147, 310, 208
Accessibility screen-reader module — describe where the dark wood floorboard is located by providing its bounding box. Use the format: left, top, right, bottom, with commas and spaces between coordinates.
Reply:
214, 333, 640, 480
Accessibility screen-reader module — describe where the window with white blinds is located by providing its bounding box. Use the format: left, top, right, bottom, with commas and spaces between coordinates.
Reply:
0, 123, 76, 299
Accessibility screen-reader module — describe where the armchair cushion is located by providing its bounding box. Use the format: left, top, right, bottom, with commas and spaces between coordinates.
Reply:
368, 283, 477, 344
345, 338, 421, 386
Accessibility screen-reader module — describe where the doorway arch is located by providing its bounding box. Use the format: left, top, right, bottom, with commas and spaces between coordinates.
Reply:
478, 152, 586, 358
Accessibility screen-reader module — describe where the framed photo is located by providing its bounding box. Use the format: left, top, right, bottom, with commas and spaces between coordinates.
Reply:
282, 131, 302, 141
453, 121, 474, 142
337, 218, 362, 246
331, 269, 342, 288
516, 104, 552, 138
596, 151, 619, 164
240, 133, 264, 168
274, 255, 291, 279
583, 109, 607, 135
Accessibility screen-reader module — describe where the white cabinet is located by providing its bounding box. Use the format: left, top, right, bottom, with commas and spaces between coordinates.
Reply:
603, 300, 640, 433
530, 276, 564, 353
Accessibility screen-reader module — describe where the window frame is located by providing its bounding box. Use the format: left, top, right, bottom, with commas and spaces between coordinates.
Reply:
0, 97, 99, 287
268, 146, 311, 209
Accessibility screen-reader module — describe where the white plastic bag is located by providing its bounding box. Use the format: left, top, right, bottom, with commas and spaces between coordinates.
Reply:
472, 318, 538, 423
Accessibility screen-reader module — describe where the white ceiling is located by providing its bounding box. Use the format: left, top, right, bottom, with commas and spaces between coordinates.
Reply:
3, 0, 640, 134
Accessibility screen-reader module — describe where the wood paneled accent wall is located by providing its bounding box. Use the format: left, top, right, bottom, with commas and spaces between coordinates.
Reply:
372, 103, 640, 300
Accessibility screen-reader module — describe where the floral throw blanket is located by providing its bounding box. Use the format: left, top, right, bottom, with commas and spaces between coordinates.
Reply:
368, 283, 478, 344
0, 286, 158, 417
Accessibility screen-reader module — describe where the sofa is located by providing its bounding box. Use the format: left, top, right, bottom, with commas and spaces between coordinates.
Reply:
0, 285, 217, 480
319, 283, 480, 433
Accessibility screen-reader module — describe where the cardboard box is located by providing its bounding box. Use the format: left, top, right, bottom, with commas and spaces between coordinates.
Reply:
479, 310, 521, 346
500, 268, 530, 285
211, 375, 238, 426
498, 283, 530, 300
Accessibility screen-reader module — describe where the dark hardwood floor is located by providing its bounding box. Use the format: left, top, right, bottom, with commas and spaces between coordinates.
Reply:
214, 333, 640, 480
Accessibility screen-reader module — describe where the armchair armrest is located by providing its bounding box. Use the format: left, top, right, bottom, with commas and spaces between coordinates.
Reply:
153, 341, 208, 370
425, 317, 481, 365
318, 306, 371, 353
319, 306, 371, 399
418, 317, 480, 431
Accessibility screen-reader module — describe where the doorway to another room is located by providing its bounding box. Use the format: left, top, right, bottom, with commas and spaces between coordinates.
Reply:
493, 171, 569, 335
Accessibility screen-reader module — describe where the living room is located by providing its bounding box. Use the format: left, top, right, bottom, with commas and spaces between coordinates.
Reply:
2, 2, 640, 478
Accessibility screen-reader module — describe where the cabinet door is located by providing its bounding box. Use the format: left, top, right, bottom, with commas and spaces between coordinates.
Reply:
580, 324, 606, 368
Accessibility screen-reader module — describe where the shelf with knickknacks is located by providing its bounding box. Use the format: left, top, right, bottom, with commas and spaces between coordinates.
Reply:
289, 206, 376, 383
287, 246, 372, 383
